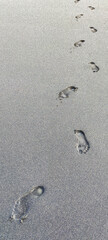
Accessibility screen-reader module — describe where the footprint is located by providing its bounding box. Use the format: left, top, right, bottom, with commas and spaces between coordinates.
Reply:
74, 130, 90, 154
88, 6, 95, 10
75, 14, 83, 21
89, 27, 97, 33
10, 194, 30, 223
89, 62, 99, 72
58, 86, 78, 100
9, 186, 44, 223
74, 0, 80, 3
74, 40, 85, 47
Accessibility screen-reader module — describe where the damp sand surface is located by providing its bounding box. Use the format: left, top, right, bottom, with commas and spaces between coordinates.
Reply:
0, 0, 108, 240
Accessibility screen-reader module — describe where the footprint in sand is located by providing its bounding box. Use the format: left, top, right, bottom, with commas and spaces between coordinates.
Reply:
9, 186, 44, 223
74, 130, 90, 154
88, 6, 95, 10
89, 27, 97, 33
89, 62, 99, 72
74, 40, 85, 47
58, 86, 78, 100
74, 0, 80, 3
75, 14, 83, 21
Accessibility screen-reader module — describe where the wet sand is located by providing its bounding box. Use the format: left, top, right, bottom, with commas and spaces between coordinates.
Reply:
0, 0, 108, 239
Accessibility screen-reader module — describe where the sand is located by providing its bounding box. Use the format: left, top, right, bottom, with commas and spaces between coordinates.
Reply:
0, 0, 108, 239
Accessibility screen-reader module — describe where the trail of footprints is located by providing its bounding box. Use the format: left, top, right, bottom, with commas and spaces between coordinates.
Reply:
59, 2, 99, 154
10, 2, 99, 224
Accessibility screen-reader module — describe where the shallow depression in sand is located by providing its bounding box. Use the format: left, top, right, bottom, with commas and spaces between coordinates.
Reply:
10, 186, 44, 223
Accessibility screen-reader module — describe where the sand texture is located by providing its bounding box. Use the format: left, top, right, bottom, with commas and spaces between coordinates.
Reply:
0, 0, 108, 239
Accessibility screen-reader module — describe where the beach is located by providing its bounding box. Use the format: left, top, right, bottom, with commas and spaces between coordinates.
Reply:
0, 0, 108, 239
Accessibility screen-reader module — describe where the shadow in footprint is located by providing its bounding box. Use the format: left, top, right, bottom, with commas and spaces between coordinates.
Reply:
90, 27, 97, 33
88, 6, 95, 10
89, 62, 99, 72
75, 14, 83, 21
74, 0, 80, 3
58, 86, 78, 101
74, 40, 85, 47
